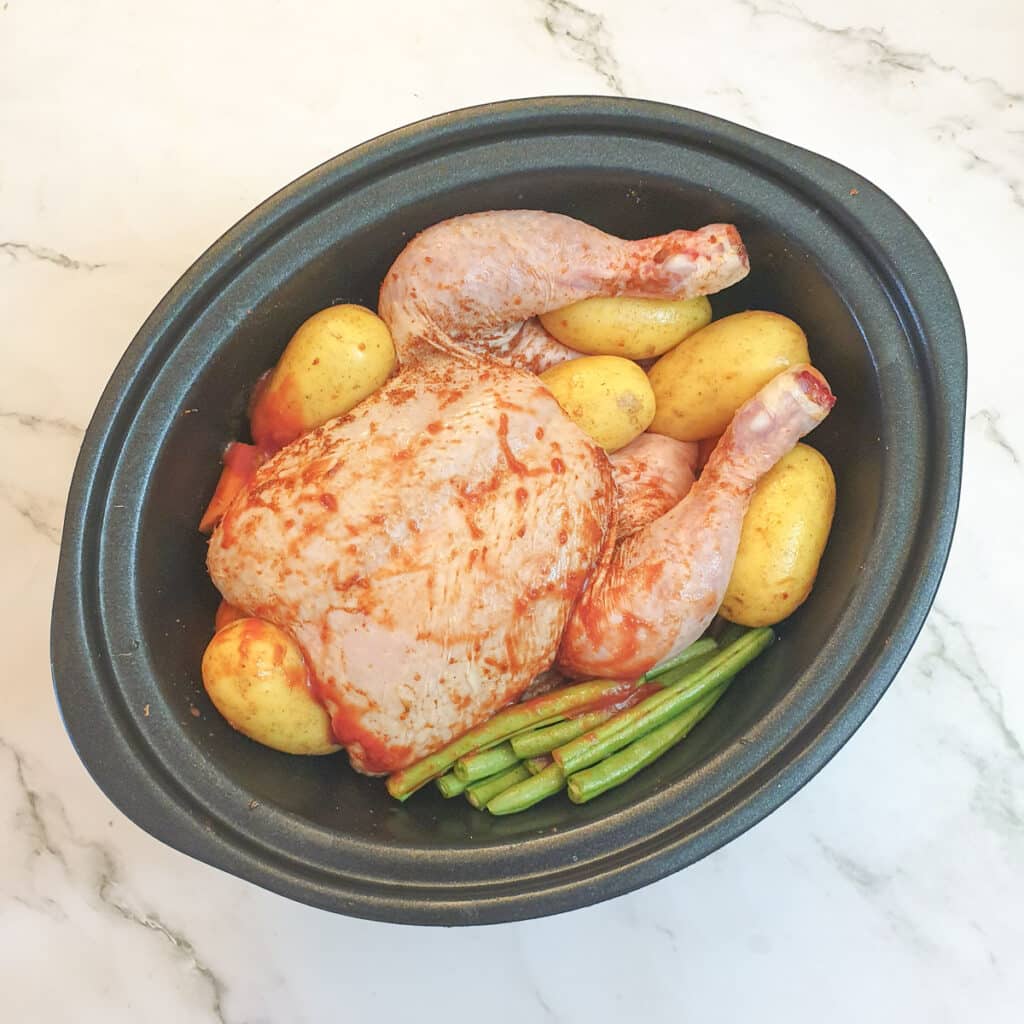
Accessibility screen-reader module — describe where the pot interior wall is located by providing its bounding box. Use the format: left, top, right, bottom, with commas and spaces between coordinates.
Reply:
133, 167, 880, 844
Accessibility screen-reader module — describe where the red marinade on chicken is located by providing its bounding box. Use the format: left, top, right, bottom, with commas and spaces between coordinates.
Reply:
207, 210, 833, 774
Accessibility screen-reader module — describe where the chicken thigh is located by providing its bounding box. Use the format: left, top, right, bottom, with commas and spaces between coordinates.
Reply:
558, 366, 834, 678
610, 434, 699, 539
207, 210, 827, 775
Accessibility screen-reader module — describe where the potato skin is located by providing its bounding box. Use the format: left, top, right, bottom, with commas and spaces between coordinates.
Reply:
648, 311, 810, 441
539, 296, 712, 359
720, 444, 836, 627
250, 304, 396, 450
201, 618, 340, 755
540, 355, 656, 451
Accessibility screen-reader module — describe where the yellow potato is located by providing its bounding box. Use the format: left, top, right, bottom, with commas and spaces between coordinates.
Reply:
720, 444, 836, 627
648, 311, 810, 441
539, 296, 712, 359
201, 618, 340, 755
540, 355, 656, 452
250, 304, 395, 449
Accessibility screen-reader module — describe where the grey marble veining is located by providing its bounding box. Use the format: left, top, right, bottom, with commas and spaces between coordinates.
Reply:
1, 242, 107, 272
539, 0, 626, 94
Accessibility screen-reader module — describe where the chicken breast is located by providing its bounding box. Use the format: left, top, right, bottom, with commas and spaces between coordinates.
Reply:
208, 359, 614, 773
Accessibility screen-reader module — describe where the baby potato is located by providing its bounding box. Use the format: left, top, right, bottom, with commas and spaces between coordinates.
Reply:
539, 296, 712, 359
201, 618, 340, 755
540, 355, 656, 452
720, 444, 836, 627
250, 304, 396, 450
648, 311, 810, 441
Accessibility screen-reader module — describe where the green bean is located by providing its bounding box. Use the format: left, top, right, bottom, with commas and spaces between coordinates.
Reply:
386, 638, 725, 800
465, 764, 532, 809
506, 639, 720, 761
524, 754, 552, 775
486, 763, 566, 815
567, 688, 726, 804
511, 709, 614, 759
386, 677, 633, 800
644, 649, 719, 689
643, 637, 718, 681
454, 741, 521, 783
553, 628, 773, 776
435, 771, 469, 798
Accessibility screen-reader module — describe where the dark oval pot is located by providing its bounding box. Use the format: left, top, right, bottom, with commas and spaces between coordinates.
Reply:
51, 97, 965, 925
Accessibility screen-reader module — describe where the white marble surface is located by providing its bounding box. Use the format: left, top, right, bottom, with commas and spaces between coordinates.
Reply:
2, 0, 1021, 1019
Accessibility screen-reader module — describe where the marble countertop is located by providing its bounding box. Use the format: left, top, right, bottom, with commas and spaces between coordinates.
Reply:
3, 0, 1021, 1019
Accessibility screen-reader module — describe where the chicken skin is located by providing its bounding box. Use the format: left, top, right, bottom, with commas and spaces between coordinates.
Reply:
208, 211, 832, 774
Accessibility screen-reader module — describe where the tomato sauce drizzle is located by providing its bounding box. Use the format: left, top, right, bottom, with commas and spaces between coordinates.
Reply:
201, 326, 634, 771
565, 680, 663, 718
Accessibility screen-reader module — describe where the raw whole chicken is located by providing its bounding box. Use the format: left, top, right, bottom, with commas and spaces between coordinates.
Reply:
609, 434, 699, 539
207, 211, 834, 774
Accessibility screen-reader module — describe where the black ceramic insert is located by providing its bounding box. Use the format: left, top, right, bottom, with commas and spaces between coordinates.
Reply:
51, 98, 965, 925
